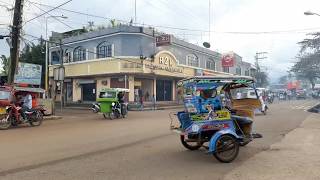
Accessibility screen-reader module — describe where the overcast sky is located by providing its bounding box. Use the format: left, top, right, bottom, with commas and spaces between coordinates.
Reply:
1, 0, 320, 82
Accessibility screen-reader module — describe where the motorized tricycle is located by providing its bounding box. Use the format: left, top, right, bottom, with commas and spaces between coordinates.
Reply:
170, 76, 262, 163
92, 88, 129, 119
0, 85, 45, 130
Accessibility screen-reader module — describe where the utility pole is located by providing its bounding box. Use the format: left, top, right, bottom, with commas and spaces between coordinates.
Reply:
255, 52, 268, 87
134, 0, 137, 24
8, 0, 24, 84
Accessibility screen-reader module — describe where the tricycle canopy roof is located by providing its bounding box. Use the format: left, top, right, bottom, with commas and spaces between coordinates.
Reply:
0, 85, 45, 93
177, 76, 255, 86
100, 88, 130, 93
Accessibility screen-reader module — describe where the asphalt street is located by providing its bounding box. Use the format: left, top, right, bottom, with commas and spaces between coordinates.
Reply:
0, 99, 318, 180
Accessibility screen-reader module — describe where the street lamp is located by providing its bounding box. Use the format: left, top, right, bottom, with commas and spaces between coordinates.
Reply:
304, 11, 320, 16
45, 15, 68, 96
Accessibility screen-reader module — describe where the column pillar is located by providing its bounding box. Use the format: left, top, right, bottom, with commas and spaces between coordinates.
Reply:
128, 75, 135, 102
172, 79, 176, 101
153, 77, 157, 99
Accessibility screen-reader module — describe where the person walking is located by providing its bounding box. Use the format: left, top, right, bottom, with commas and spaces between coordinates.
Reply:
139, 95, 144, 111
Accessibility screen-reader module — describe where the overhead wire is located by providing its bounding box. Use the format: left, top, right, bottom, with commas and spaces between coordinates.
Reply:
26, 1, 320, 35
23, 0, 72, 26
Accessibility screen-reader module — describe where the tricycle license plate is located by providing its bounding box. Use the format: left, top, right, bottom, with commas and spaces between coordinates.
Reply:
0, 108, 6, 114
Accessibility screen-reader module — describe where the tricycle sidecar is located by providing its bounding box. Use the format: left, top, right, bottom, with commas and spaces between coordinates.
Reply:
171, 76, 262, 163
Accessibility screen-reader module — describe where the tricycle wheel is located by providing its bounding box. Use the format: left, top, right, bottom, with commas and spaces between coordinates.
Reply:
109, 112, 116, 120
214, 134, 239, 163
103, 113, 109, 119
0, 114, 11, 130
180, 135, 203, 151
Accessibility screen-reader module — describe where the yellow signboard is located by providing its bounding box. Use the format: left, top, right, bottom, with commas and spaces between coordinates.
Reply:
215, 110, 231, 120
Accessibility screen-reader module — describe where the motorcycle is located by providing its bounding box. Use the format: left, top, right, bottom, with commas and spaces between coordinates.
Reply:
109, 102, 128, 119
91, 102, 101, 113
267, 95, 274, 104
0, 104, 45, 130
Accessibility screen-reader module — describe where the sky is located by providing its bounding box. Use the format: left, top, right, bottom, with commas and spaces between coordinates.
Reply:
1, 0, 320, 83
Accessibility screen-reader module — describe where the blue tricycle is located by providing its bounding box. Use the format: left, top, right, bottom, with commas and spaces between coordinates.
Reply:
171, 76, 262, 163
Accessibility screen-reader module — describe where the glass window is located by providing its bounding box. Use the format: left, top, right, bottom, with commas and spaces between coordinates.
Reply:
0, 91, 11, 100
73, 46, 86, 62
236, 67, 242, 75
200, 89, 217, 99
64, 49, 71, 63
186, 54, 199, 67
99, 91, 116, 98
51, 51, 61, 65
223, 67, 229, 73
245, 70, 250, 76
97, 42, 112, 58
206, 59, 215, 70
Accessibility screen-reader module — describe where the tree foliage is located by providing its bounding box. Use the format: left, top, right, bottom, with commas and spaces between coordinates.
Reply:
255, 71, 269, 87
293, 33, 320, 89
1, 41, 46, 86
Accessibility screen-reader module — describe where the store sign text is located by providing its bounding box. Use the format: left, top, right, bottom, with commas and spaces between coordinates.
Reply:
145, 63, 183, 73
159, 56, 173, 67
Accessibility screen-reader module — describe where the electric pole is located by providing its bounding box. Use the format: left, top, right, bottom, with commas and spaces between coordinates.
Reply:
8, 0, 24, 84
255, 52, 268, 87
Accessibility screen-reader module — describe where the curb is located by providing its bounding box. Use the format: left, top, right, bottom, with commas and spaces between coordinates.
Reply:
44, 116, 63, 121
308, 103, 320, 113
129, 105, 183, 111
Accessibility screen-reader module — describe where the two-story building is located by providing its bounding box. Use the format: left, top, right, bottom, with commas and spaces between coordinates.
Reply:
48, 25, 252, 103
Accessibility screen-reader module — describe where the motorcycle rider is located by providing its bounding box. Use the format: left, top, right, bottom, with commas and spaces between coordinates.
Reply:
21, 93, 32, 122
117, 91, 125, 115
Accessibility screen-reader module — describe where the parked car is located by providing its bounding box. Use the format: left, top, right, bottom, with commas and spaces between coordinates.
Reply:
296, 89, 307, 100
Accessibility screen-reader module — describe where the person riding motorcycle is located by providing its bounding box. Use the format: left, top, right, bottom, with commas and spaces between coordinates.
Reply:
20, 93, 32, 122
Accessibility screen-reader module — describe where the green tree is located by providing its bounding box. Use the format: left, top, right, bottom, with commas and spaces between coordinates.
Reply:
293, 33, 320, 89
291, 53, 320, 89
20, 41, 46, 87
255, 71, 269, 87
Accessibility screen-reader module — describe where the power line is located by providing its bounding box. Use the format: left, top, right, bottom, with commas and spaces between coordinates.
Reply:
26, 1, 320, 35
29, 2, 74, 30
23, 0, 72, 26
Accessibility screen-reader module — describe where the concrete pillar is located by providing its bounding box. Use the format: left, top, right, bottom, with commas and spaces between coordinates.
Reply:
153, 77, 157, 99
172, 80, 176, 101
96, 77, 111, 99
128, 75, 135, 102
72, 79, 81, 102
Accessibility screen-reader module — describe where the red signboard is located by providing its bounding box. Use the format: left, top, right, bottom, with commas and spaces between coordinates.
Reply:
156, 34, 171, 47
221, 54, 235, 67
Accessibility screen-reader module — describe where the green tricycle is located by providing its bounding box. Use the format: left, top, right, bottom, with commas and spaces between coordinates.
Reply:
92, 88, 129, 119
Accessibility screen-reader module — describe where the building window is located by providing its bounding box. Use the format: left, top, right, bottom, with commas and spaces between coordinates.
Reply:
73, 46, 86, 62
236, 66, 242, 75
97, 42, 112, 58
51, 51, 60, 65
64, 49, 71, 63
245, 70, 250, 76
186, 54, 199, 67
223, 67, 229, 73
206, 58, 215, 70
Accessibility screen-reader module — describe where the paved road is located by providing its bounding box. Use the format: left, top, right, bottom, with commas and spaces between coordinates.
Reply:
0, 100, 318, 180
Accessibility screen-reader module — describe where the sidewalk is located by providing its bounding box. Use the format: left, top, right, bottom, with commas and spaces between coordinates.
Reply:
60, 102, 184, 111
224, 113, 320, 180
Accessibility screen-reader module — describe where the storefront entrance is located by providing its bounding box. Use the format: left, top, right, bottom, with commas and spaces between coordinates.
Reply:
156, 80, 172, 101
82, 83, 96, 101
